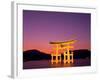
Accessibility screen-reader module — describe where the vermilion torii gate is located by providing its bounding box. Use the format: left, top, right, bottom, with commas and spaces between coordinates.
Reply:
50, 40, 76, 64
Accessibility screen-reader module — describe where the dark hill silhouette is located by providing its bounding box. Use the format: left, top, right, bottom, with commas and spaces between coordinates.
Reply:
73, 49, 90, 59
23, 49, 51, 62
23, 49, 90, 62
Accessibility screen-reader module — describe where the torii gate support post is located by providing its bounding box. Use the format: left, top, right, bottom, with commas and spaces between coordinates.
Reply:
64, 45, 74, 64
51, 44, 61, 64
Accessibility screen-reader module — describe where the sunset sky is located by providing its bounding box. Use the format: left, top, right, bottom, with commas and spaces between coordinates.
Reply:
23, 10, 91, 53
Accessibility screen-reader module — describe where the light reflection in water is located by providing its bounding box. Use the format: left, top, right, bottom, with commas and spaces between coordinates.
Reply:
23, 59, 90, 69
50, 62, 74, 68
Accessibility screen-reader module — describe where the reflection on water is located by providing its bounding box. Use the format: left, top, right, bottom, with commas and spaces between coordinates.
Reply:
23, 58, 90, 69
51, 62, 74, 67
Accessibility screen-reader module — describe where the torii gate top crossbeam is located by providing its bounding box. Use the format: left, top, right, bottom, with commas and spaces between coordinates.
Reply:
49, 40, 76, 45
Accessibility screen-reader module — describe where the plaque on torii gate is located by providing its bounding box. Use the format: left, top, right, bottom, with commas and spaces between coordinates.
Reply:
50, 40, 76, 64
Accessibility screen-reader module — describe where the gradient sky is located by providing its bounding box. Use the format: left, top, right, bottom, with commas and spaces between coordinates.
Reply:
23, 10, 91, 53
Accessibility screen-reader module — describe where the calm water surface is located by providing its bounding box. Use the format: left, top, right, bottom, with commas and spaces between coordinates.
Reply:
23, 58, 90, 69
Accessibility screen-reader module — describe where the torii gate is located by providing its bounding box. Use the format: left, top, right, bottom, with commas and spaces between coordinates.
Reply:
50, 40, 76, 64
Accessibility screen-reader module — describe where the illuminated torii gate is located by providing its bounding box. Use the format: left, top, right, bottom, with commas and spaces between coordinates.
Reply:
50, 40, 76, 64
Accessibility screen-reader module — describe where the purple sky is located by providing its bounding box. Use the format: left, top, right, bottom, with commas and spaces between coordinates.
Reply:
23, 10, 91, 53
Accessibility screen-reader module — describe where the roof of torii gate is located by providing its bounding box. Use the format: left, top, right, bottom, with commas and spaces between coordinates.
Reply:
49, 40, 76, 45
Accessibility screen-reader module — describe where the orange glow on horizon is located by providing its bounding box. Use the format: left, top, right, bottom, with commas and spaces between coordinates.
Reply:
23, 40, 90, 54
